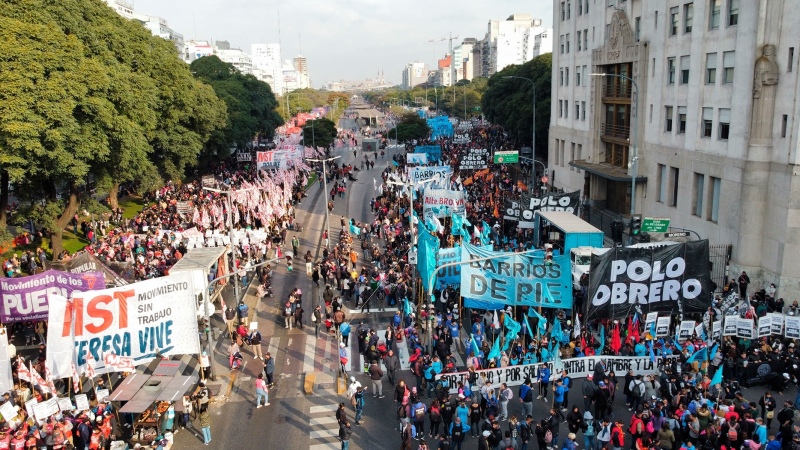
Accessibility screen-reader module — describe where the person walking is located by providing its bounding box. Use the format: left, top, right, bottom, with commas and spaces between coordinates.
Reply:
385, 350, 400, 385
199, 407, 212, 446
255, 374, 269, 408
354, 387, 365, 425
339, 342, 349, 377
448, 416, 469, 450
294, 304, 304, 329
312, 305, 323, 337
249, 329, 263, 360
341, 321, 351, 346
339, 420, 352, 450
498, 383, 512, 421
291, 236, 300, 258
305, 251, 313, 275
263, 353, 275, 386
336, 403, 348, 425
368, 360, 384, 398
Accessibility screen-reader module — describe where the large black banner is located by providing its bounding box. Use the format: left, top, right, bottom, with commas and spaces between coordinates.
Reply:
460, 148, 489, 170
503, 191, 581, 228
44, 251, 133, 287
586, 240, 713, 319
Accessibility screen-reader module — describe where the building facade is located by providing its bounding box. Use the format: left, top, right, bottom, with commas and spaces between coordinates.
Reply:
216, 48, 253, 75
103, 0, 184, 59
548, 0, 800, 297
252, 43, 283, 95
402, 62, 429, 89
479, 14, 550, 77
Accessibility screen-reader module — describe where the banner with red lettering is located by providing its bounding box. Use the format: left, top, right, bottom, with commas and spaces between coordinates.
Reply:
45, 273, 200, 378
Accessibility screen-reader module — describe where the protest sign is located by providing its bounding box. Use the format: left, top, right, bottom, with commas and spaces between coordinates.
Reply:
655, 316, 671, 337
436, 354, 681, 393
414, 145, 442, 162
0, 402, 15, 421
723, 315, 738, 336
74, 394, 89, 411
767, 313, 784, 335
57, 398, 75, 411
406, 166, 452, 187
0, 270, 105, 323
460, 148, 489, 170
678, 321, 695, 341
406, 153, 428, 165
422, 189, 465, 217
453, 133, 470, 144
758, 316, 772, 337
785, 316, 800, 339
24, 399, 37, 419
460, 244, 572, 309
503, 191, 581, 227
736, 318, 755, 339
712, 320, 722, 340
33, 398, 58, 421
587, 241, 714, 320
46, 273, 201, 378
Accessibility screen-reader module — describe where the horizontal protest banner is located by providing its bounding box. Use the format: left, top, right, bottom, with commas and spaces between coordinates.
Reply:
436, 354, 681, 393
0, 270, 105, 323
423, 189, 465, 217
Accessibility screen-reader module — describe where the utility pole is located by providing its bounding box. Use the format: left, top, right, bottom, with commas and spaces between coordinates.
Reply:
307, 156, 341, 249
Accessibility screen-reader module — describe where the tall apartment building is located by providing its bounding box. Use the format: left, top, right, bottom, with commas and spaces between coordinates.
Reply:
479, 14, 551, 77
293, 55, 308, 76
216, 48, 253, 75
455, 38, 480, 81
402, 62, 429, 89
252, 44, 283, 95
549, 0, 800, 297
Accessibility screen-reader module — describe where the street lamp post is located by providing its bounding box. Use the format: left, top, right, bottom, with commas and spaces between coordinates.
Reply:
307, 156, 341, 249
591, 73, 639, 243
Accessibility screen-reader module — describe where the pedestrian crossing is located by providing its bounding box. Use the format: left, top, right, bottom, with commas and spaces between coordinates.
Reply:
308, 404, 341, 450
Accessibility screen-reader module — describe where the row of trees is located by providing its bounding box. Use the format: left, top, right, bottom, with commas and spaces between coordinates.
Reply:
280, 89, 351, 125
365, 78, 487, 119
0, 0, 283, 255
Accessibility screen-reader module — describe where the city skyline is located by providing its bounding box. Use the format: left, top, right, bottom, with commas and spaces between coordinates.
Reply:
131, 0, 553, 85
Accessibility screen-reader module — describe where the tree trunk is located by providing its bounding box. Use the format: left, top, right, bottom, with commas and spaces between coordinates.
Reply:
50, 182, 80, 257
0, 170, 8, 234
108, 181, 120, 210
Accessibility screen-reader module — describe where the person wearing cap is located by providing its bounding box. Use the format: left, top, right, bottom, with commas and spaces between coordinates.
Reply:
477, 430, 491, 450
594, 381, 610, 421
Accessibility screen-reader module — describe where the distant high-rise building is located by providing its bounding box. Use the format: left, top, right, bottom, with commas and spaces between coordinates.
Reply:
252, 43, 284, 94
402, 62, 428, 89
216, 48, 253, 75
479, 13, 550, 77
293, 55, 308, 76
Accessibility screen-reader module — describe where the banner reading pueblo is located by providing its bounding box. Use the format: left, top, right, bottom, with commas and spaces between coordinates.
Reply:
436, 354, 681, 393
587, 240, 713, 319
503, 191, 581, 227
46, 273, 201, 379
1, 270, 105, 323
459, 243, 572, 309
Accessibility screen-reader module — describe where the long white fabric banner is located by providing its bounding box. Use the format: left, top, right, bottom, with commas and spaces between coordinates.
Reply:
436, 354, 681, 393
46, 273, 201, 378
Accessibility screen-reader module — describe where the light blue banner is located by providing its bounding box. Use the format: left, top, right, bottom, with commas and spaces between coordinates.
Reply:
427, 116, 454, 139
435, 247, 461, 288
414, 145, 442, 162
459, 243, 573, 309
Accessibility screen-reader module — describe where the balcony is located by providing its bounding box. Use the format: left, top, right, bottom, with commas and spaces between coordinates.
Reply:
601, 83, 633, 100
601, 122, 630, 140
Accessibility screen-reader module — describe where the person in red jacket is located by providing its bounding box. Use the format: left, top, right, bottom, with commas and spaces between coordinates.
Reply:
611, 420, 626, 450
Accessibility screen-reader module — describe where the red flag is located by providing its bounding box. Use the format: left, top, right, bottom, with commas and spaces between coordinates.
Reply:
71, 363, 80, 393
30, 363, 51, 395
611, 324, 622, 354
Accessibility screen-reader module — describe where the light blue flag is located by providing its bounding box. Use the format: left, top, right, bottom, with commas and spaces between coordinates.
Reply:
451, 213, 465, 237
402, 297, 412, 316
529, 309, 547, 335
479, 221, 491, 245
417, 226, 440, 291
349, 223, 361, 236
552, 317, 562, 342
649, 320, 656, 338
648, 341, 656, 363
503, 316, 522, 351
710, 365, 724, 387
599, 325, 605, 355
470, 334, 481, 357
523, 314, 534, 337
487, 336, 501, 360
709, 343, 719, 361
686, 347, 708, 364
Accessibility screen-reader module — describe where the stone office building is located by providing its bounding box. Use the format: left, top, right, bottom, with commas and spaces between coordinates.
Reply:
548, 0, 800, 298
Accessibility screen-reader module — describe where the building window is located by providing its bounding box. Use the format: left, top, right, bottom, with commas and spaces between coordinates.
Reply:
585, 0, 589, 14
565, 68, 569, 86
678, 106, 687, 133
670, 167, 680, 207
710, 0, 721, 29
571, 143, 576, 169
576, 67, 581, 86
561, 2, 565, 21
693, 173, 705, 217
560, 36, 564, 54
559, 100, 563, 118
706, 53, 717, 84
657, 164, 668, 203
655, 11, 658, 30
560, 68, 563, 86
728, 0, 739, 26
684, 3, 694, 33
680, 56, 690, 84
670, 7, 679, 36
635, 17, 641, 42
708, 176, 721, 222
581, 101, 586, 120
702, 107, 713, 137
723, 51, 735, 83
650, 104, 653, 123
667, 58, 676, 84
567, 1, 571, 19
577, 31, 582, 51
582, 65, 587, 85
578, 0, 582, 15
565, 101, 569, 119
782, 115, 788, 138
719, 108, 731, 140
566, 34, 570, 53
575, 102, 580, 119
665, 106, 674, 132
789, 48, 795, 72
584, 30, 588, 50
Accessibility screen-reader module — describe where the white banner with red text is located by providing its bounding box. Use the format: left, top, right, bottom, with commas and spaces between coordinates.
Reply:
46, 274, 201, 379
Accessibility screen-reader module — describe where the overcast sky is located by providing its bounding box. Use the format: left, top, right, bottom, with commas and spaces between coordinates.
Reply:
132, 0, 553, 86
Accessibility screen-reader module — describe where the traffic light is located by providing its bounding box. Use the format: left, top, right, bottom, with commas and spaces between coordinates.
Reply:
631, 214, 642, 235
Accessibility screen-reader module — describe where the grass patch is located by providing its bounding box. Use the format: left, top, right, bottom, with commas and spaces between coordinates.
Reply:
305, 172, 318, 189
119, 195, 146, 220
61, 230, 90, 254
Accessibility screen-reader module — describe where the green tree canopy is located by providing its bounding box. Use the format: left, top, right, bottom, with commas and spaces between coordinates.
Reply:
190, 56, 284, 164
302, 118, 338, 149
387, 113, 430, 143
481, 54, 552, 155
0, 0, 228, 254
